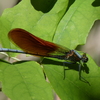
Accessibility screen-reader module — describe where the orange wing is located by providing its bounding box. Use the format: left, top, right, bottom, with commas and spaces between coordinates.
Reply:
8, 28, 69, 56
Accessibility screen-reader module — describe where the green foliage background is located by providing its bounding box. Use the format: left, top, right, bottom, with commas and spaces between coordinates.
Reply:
0, 0, 100, 100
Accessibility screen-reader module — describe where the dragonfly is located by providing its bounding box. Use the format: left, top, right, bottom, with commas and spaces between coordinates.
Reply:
0, 28, 89, 84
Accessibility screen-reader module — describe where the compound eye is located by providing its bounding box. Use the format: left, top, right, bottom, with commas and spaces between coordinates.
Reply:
82, 57, 88, 63
82, 53, 88, 63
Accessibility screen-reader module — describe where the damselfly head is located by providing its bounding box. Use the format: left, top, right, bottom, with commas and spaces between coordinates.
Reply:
81, 53, 88, 63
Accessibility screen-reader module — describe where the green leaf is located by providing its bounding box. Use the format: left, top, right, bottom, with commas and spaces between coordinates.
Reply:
0, 61, 53, 100
43, 54, 100, 100
0, 0, 69, 99
42, 0, 100, 100
0, 0, 68, 51
54, 0, 100, 49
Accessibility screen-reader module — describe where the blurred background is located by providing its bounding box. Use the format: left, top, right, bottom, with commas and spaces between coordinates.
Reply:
0, 0, 21, 15
0, 0, 100, 100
